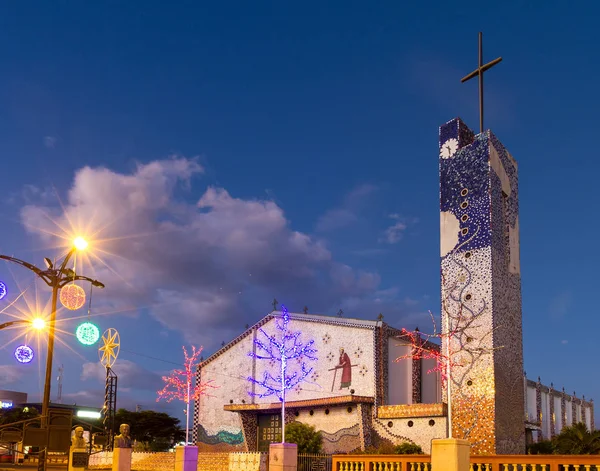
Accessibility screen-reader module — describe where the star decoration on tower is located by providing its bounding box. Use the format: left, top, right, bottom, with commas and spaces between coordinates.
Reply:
99, 328, 120, 368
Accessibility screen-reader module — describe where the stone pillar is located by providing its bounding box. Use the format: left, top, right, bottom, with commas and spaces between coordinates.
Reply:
112, 447, 132, 471
68, 446, 88, 471
535, 378, 542, 429
175, 445, 198, 471
431, 439, 470, 471
269, 443, 297, 471
412, 334, 422, 404
549, 384, 556, 438
357, 403, 372, 450
561, 388, 567, 430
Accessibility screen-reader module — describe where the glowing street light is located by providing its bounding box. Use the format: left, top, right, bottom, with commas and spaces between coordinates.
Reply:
32, 318, 46, 330
0, 236, 105, 471
73, 236, 89, 251
0, 318, 46, 331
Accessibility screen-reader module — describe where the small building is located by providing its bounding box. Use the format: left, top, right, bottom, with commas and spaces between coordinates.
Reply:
0, 390, 27, 410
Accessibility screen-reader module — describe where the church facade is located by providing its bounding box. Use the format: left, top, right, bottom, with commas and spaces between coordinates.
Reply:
193, 312, 446, 454
192, 118, 595, 455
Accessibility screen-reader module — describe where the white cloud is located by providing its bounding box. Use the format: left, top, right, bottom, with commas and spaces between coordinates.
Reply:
44, 136, 57, 149
81, 360, 163, 392
380, 214, 409, 244
316, 184, 378, 232
18, 159, 412, 348
0, 365, 24, 384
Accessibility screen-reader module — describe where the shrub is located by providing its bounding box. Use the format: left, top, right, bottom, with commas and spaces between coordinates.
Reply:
354, 441, 422, 455
527, 440, 554, 455
394, 442, 424, 454
285, 422, 322, 454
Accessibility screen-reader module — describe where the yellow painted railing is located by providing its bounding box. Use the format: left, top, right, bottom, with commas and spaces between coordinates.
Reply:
332, 454, 431, 471
470, 455, 600, 471
332, 454, 600, 471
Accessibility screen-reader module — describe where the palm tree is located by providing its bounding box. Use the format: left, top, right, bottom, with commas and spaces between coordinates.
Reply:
553, 422, 600, 455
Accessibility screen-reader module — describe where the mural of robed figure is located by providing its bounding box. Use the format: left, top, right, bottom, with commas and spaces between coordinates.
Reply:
338, 348, 352, 389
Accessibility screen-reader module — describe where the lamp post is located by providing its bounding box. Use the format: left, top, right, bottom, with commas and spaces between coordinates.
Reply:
0, 238, 104, 469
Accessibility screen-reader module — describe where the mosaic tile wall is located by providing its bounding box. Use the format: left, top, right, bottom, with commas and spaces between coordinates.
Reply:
371, 416, 447, 454
295, 405, 363, 453
439, 117, 525, 454
194, 314, 380, 450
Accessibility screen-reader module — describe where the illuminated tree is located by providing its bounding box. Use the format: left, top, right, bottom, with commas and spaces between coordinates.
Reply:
157, 345, 216, 445
248, 305, 317, 443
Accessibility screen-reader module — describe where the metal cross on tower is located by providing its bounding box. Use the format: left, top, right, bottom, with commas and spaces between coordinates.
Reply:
461, 32, 502, 134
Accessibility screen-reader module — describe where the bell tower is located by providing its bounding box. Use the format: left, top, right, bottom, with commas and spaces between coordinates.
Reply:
439, 117, 524, 454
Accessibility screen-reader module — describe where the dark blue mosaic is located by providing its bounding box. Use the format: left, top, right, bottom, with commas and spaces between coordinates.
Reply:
440, 131, 492, 256
439, 117, 475, 151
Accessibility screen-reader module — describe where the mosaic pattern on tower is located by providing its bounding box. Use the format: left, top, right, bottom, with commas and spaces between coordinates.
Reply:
439, 117, 525, 454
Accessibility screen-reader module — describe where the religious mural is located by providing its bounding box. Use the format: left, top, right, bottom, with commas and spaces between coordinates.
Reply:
329, 347, 354, 391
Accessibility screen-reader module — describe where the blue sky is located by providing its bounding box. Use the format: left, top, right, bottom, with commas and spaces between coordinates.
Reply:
0, 1, 598, 423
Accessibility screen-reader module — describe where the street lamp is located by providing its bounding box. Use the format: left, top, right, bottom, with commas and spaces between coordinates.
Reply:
0, 238, 105, 423
0, 317, 47, 332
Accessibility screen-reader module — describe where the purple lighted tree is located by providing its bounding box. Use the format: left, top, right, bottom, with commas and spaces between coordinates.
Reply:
157, 345, 216, 445
248, 305, 317, 443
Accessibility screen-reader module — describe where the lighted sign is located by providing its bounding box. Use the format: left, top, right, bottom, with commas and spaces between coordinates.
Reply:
76, 410, 101, 419
14, 345, 34, 364
0, 400, 13, 409
0, 281, 6, 301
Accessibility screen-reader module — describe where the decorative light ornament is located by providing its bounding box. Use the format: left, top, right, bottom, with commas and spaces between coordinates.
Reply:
60, 284, 86, 310
247, 304, 317, 443
76, 322, 100, 346
99, 328, 120, 368
14, 345, 34, 364
0, 281, 7, 301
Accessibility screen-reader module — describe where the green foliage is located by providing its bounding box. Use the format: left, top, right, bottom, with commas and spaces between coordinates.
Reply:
527, 423, 600, 455
527, 440, 554, 455
114, 409, 184, 451
355, 441, 423, 455
552, 422, 600, 455
284, 422, 322, 454
0, 407, 39, 426
394, 442, 424, 454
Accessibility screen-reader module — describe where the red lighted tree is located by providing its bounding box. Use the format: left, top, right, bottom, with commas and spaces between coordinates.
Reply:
395, 310, 463, 385
157, 345, 216, 445
395, 273, 499, 445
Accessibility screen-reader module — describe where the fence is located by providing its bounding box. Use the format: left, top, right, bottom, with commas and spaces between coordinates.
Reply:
88, 451, 175, 470
298, 453, 332, 471
332, 454, 431, 471
86, 450, 268, 470
470, 455, 600, 471
331, 454, 600, 471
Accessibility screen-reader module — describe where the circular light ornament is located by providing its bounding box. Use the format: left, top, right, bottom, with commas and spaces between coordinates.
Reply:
0, 281, 7, 301
60, 284, 86, 310
14, 345, 34, 364
76, 322, 100, 346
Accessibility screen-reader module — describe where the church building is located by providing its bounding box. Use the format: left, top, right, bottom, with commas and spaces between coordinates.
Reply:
192, 118, 595, 455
